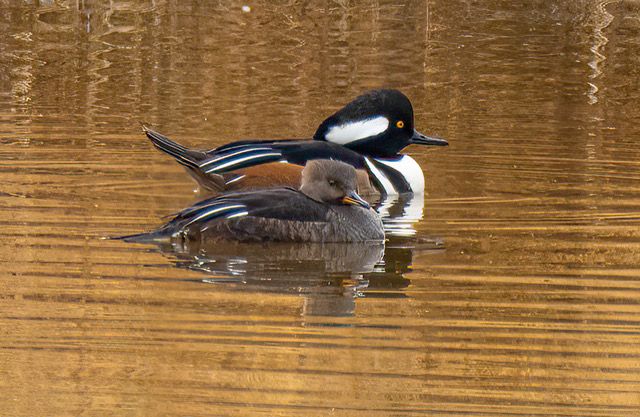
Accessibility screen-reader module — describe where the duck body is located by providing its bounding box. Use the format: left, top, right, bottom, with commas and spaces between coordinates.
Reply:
123, 160, 385, 244
171, 188, 383, 243
145, 128, 374, 192
144, 89, 447, 197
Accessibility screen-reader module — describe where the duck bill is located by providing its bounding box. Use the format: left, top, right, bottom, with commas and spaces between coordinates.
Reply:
342, 191, 370, 209
410, 129, 448, 146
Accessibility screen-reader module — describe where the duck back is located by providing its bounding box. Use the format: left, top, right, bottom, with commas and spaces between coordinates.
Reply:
204, 203, 383, 243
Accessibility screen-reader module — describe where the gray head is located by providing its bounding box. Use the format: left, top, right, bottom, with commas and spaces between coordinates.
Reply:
300, 160, 370, 209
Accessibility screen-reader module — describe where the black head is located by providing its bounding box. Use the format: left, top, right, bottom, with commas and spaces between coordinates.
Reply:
300, 160, 370, 209
313, 89, 448, 158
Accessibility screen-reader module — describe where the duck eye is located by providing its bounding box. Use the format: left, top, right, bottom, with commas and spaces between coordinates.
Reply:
396, 120, 405, 128
328, 180, 337, 187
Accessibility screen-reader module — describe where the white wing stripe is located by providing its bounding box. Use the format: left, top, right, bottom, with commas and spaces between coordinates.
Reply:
225, 211, 249, 219
183, 204, 246, 227
199, 147, 275, 168
204, 152, 282, 173
224, 175, 246, 185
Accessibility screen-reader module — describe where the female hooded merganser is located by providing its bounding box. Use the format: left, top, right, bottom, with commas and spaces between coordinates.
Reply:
144, 89, 447, 197
122, 160, 385, 243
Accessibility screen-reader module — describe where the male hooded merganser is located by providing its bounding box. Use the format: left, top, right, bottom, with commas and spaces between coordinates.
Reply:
122, 160, 384, 243
144, 89, 447, 197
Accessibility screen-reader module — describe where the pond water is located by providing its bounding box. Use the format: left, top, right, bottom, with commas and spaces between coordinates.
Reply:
1, 1, 640, 415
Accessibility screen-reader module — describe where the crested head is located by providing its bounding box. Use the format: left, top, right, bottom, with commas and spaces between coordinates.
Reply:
313, 89, 447, 157
299, 160, 369, 208
313, 89, 415, 157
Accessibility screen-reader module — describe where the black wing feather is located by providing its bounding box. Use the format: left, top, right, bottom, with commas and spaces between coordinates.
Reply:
198, 140, 367, 173
143, 128, 368, 181
169, 188, 328, 229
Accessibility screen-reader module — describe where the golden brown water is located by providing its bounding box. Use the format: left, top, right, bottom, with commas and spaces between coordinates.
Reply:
2, 1, 640, 415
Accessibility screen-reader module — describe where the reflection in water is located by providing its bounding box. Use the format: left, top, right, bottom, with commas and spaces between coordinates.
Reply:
154, 239, 386, 317
153, 237, 430, 317
587, 1, 614, 105
168, 239, 384, 281
375, 192, 425, 237
3, 1, 640, 415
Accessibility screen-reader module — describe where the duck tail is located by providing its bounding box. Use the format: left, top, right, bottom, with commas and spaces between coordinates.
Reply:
140, 124, 229, 192
141, 124, 203, 169
110, 228, 173, 244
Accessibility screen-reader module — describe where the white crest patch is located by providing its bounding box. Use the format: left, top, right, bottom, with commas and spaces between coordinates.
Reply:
325, 116, 389, 145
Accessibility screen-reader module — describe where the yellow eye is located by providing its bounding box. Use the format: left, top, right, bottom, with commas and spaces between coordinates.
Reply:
396, 120, 404, 128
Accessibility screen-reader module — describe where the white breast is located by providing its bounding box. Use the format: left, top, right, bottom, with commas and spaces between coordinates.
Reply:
372, 155, 425, 194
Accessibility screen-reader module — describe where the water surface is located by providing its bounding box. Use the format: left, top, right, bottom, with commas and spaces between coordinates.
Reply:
1, 1, 640, 415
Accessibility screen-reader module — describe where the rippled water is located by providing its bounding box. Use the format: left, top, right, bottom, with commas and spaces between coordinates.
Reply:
2, 1, 640, 415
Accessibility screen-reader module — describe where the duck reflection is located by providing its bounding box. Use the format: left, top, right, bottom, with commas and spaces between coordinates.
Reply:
366, 192, 444, 297
167, 238, 385, 282
374, 192, 425, 238
157, 238, 384, 316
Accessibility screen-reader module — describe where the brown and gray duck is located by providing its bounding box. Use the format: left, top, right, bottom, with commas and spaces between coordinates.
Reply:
123, 159, 384, 243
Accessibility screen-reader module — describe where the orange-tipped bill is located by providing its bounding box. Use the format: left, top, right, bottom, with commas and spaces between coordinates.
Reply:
342, 190, 370, 209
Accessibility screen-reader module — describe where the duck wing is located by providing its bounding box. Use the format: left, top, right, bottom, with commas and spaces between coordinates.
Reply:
166, 188, 329, 231
143, 127, 367, 191
197, 140, 366, 174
